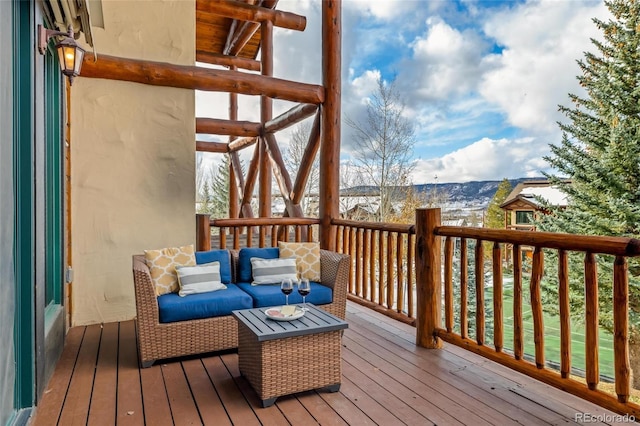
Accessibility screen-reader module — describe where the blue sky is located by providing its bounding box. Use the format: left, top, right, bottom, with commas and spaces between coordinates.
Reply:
197, 0, 609, 184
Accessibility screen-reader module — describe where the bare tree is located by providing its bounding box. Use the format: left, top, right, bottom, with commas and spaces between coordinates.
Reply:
284, 121, 319, 216
346, 76, 416, 222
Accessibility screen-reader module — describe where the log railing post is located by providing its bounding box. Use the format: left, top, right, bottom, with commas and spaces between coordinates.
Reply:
416, 208, 443, 349
196, 214, 211, 251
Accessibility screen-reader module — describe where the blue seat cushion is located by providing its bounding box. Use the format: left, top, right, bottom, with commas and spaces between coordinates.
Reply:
237, 282, 333, 308
157, 284, 252, 323
195, 249, 232, 284
238, 247, 279, 282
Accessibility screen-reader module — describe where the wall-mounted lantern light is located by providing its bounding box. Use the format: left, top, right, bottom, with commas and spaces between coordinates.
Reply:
38, 25, 85, 85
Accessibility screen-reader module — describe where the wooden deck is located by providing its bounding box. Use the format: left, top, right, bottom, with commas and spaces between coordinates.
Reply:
32, 302, 629, 426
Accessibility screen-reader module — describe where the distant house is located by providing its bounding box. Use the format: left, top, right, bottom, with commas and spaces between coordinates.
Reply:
500, 180, 569, 231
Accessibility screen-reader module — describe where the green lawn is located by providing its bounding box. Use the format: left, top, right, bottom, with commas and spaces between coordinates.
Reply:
482, 284, 615, 380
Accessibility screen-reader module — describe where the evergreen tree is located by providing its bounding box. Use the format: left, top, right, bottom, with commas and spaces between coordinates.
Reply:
538, 0, 640, 388
485, 178, 512, 229
197, 182, 213, 214
210, 154, 231, 219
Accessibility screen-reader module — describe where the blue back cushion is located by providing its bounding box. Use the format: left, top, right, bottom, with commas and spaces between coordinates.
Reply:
196, 249, 232, 284
157, 284, 252, 323
236, 282, 332, 308
238, 247, 279, 282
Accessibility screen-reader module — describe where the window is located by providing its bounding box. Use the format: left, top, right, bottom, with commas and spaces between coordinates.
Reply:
515, 210, 534, 224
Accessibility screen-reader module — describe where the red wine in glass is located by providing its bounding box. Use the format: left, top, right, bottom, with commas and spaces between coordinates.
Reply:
298, 278, 311, 310
281, 278, 293, 305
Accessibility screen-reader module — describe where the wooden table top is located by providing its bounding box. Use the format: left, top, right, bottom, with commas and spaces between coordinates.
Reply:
232, 304, 348, 342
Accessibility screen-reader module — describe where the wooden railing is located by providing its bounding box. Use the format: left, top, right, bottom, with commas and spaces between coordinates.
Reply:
195, 214, 319, 250
331, 218, 416, 325
415, 208, 640, 417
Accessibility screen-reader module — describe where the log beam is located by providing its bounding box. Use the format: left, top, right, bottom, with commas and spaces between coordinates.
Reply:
241, 143, 260, 218
228, 136, 258, 152
263, 133, 303, 218
198, 0, 306, 31
196, 140, 228, 153
229, 151, 246, 204
264, 103, 317, 134
291, 110, 321, 204
196, 118, 261, 137
319, 0, 341, 250
80, 54, 324, 105
229, 86, 239, 219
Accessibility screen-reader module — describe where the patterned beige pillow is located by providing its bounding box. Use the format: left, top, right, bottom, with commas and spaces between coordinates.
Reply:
278, 242, 321, 282
144, 245, 196, 296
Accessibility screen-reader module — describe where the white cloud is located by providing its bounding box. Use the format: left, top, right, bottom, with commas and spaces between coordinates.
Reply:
412, 137, 552, 184
479, 0, 608, 134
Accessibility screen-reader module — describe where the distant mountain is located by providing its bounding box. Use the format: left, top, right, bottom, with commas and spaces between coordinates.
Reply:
342, 178, 542, 206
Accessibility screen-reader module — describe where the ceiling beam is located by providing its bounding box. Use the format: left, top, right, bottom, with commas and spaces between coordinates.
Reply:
197, 0, 305, 31
195, 50, 260, 71
264, 103, 317, 134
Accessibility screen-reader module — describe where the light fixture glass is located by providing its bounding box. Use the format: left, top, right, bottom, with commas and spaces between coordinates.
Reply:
38, 25, 86, 85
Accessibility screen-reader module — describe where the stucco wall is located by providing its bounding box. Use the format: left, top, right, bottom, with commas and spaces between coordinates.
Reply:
71, 0, 195, 325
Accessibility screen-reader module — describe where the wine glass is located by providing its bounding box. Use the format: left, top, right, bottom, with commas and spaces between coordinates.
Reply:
298, 278, 311, 311
281, 278, 293, 306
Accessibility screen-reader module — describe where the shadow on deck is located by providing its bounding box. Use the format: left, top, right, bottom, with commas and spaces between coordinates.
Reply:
32, 302, 625, 425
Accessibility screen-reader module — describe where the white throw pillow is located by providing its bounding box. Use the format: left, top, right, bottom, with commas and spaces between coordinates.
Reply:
250, 257, 298, 285
176, 262, 226, 297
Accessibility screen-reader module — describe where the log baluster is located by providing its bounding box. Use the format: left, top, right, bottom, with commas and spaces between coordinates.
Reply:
378, 230, 385, 306
460, 238, 468, 339
259, 226, 266, 248
558, 249, 571, 378
219, 227, 227, 250
475, 240, 485, 345
386, 232, 394, 309
363, 229, 371, 300
356, 228, 363, 297
407, 233, 415, 319
444, 237, 454, 333
530, 247, 545, 368
585, 252, 599, 390
370, 229, 377, 303
513, 244, 523, 360
492, 242, 503, 352
396, 232, 404, 314
613, 255, 630, 403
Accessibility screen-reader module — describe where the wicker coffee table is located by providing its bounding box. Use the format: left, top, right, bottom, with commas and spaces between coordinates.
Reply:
232, 304, 348, 407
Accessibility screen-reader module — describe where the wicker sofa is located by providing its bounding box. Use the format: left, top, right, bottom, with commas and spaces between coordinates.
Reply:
132, 248, 349, 368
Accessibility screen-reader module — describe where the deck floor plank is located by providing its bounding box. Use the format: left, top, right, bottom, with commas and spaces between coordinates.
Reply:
293, 391, 349, 426
87, 322, 119, 426
31, 326, 85, 426
116, 320, 145, 426
182, 359, 232, 426
346, 326, 526, 426
220, 352, 291, 426
32, 302, 629, 426
161, 362, 203, 425
57, 324, 101, 426
201, 355, 261, 426
139, 364, 173, 426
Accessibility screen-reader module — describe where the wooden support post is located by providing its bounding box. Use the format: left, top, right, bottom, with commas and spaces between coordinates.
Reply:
319, 0, 341, 250
263, 133, 304, 219
196, 214, 211, 251
259, 20, 273, 218
415, 208, 443, 349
